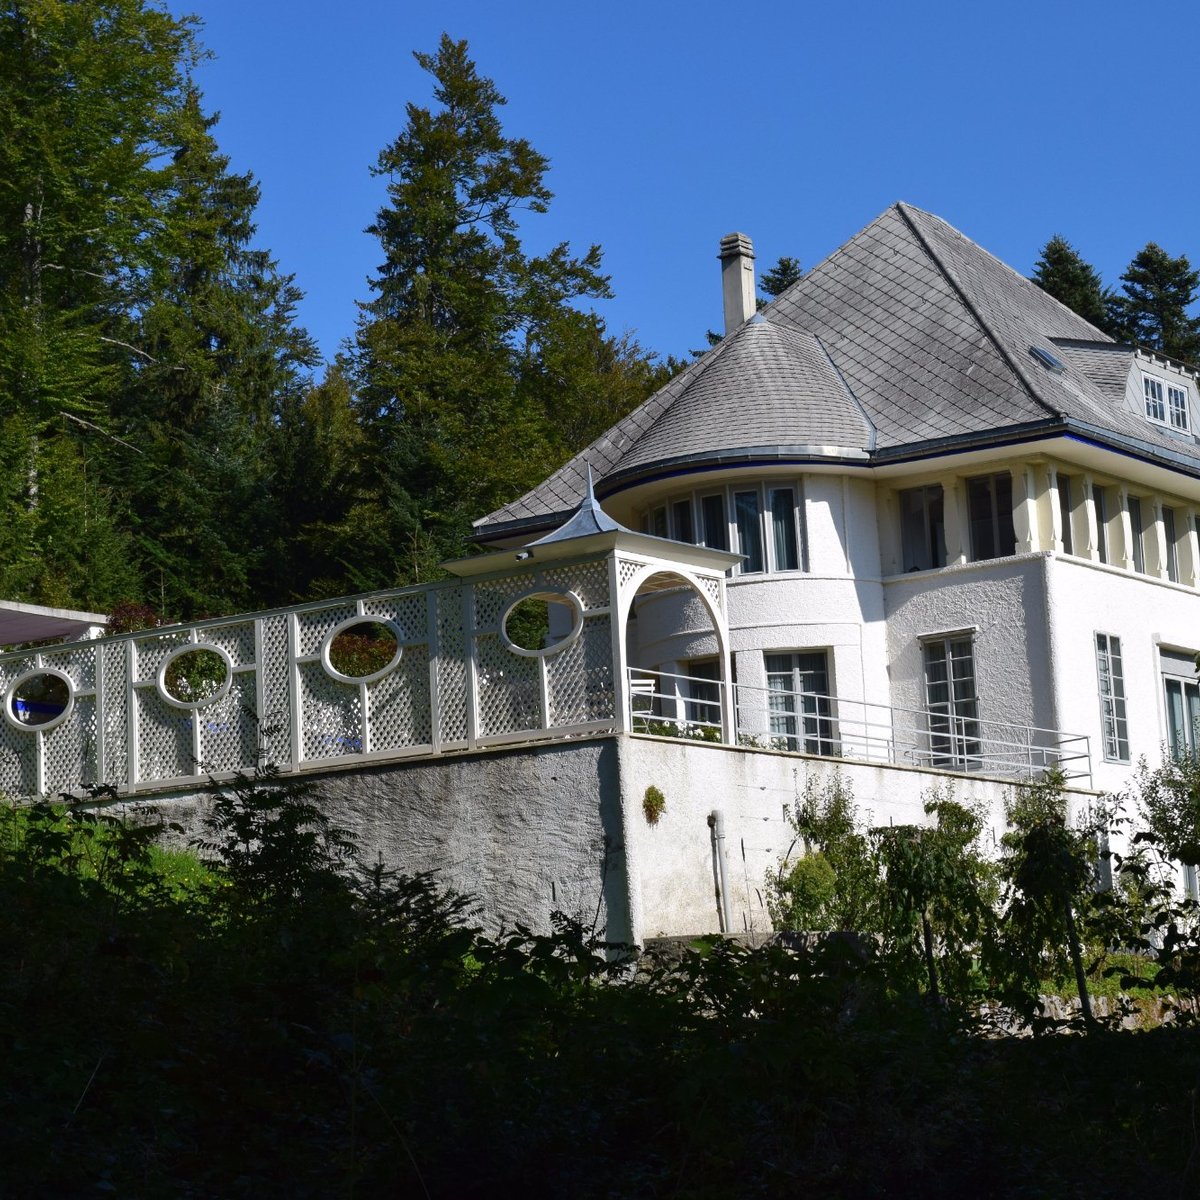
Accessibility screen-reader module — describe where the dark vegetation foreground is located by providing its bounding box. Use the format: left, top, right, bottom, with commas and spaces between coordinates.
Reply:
1, 774, 1198, 1199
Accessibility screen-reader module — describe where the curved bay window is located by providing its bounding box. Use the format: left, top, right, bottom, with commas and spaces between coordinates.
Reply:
644, 481, 804, 575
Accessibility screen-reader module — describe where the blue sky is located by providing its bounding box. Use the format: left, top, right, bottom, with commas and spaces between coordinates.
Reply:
186, 0, 1200, 368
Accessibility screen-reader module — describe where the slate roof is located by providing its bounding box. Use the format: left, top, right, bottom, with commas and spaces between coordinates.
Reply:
475, 203, 1200, 541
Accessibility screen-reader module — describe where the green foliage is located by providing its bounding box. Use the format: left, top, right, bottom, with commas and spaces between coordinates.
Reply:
771, 772, 878, 932
1031, 234, 1111, 329
327, 621, 398, 677
1132, 752, 1200, 867
5, 771, 1200, 1195
759, 254, 804, 300
345, 36, 667, 579
1107, 242, 1200, 363
162, 646, 228, 703
873, 792, 996, 1001
642, 783, 666, 825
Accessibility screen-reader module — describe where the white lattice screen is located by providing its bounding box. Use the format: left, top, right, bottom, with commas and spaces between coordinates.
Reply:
0, 548, 692, 798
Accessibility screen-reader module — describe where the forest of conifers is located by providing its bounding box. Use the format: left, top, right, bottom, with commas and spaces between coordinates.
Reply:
4, 1, 1200, 629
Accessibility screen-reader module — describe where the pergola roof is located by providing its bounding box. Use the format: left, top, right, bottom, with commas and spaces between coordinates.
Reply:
0, 600, 107, 648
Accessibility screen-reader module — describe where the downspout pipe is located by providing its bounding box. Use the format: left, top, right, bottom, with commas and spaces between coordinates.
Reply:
708, 810, 733, 934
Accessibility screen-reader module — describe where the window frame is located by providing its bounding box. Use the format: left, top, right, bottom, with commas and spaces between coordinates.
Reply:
650, 480, 806, 576
921, 634, 981, 770
1095, 632, 1130, 763
765, 650, 837, 755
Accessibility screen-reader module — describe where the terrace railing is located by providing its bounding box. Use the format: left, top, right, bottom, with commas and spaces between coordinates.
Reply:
628, 667, 1092, 785
0, 555, 619, 798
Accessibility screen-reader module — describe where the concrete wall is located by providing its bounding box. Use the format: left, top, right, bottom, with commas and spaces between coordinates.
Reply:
137, 740, 634, 943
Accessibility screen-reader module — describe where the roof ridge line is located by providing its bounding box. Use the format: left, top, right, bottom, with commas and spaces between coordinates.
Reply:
812, 332, 877, 452
895, 202, 1063, 421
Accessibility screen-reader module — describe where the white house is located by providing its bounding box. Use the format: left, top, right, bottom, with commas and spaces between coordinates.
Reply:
1, 203, 1196, 938
477, 203, 1200, 801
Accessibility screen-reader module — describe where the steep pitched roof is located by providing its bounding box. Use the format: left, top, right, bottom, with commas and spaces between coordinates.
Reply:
476, 203, 1200, 540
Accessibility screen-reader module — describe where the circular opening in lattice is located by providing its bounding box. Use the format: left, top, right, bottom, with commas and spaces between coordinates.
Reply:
322, 617, 403, 684
500, 591, 583, 658
4, 669, 74, 732
158, 645, 232, 709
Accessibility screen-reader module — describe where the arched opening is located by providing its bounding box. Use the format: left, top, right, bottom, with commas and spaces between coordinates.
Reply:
623, 570, 729, 743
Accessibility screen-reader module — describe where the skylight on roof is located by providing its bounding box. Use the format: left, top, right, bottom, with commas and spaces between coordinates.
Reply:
1029, 345, 1066, 373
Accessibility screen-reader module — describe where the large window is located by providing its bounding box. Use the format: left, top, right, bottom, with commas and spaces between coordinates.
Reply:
900, 485, 946, 571
766, 651, 836, 755
966, 473, 1016, 561
1095, 633, 1129, 762
922, 636, 980, 769
656, 482, 805, 575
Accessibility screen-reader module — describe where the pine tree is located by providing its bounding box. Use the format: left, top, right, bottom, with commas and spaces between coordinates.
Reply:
0, 0, 197, 610
1107, 243, 1200, 364
119, 90, 319, 617
1030, 236, 1110, 330
760, 255, 803, 301
349, 36, 663, 580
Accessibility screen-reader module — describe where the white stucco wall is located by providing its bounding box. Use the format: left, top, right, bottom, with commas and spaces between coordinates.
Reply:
1045, 554, 1200, 795
883, 553, 1055, 733
616, 735, 1032, 940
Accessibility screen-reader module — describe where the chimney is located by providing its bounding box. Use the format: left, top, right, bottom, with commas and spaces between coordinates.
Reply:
718, 232, 756, 335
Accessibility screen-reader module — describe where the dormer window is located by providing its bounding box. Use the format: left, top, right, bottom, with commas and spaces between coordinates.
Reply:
1143, 371, 1191, 431
1169, 383, 1190, 431
1144, 374, 1166, 422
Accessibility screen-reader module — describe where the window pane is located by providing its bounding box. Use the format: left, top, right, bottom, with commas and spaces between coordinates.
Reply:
1167, 678, 1186, 759
684, 659, 720, 725
734, 491, 764, 573
1169, 385, 1189, 430
651, 506, 668, 539
1093, 486, 1108, 563
994, 474, 1016, 555
769, 488, 799, 570
1164, 506, 1179, 582
672, 499, 695, 544
1058, 475, 1073, 554
967, 477, 996, 561
1128, 497, 1145, 573
765, 651, 833, 754
901, 485, 945, 571
1145, 375, 1166, 421
701, 494, 728, 550
1096, 633, 1129, 762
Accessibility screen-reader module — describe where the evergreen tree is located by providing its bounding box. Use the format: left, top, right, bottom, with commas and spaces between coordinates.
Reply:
0, 4, 318, 618
760, 254, 803, 301
348, 35, 664, 580
0, 0, 197, 610
1030, 235, 1110, 330
1107, 242, 1200, 363
119, 90, 319, 617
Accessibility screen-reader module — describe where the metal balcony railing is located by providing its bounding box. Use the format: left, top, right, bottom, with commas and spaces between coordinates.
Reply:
628, 667, 1092, 785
